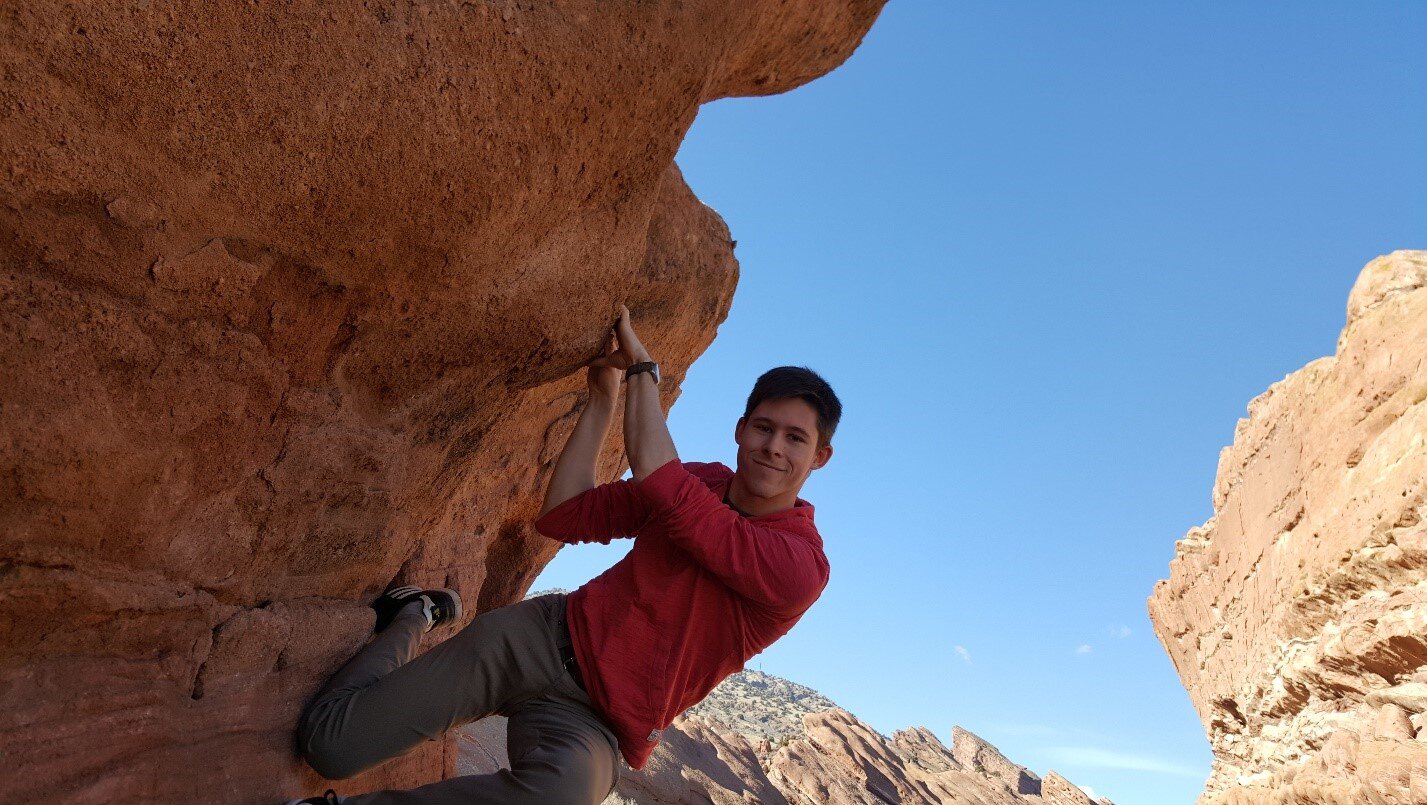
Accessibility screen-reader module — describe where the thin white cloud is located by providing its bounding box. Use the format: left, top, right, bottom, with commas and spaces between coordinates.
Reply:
1045, 746, 1204, 777
1075, 644, 1093, 655
989, 723, 1070, 738
986, 722, 1105, 741
1079, 785, 1099, 800
954, 645, 971, 664
1110, 624, 1131, 639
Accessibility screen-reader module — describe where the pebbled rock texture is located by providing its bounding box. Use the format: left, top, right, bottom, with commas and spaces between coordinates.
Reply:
1149, 251, 1427, 803
0, 1, 885, 801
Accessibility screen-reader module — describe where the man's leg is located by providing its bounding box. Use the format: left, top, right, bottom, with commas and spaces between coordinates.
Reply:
340, 673, 621, 805
297, 593, 568, 780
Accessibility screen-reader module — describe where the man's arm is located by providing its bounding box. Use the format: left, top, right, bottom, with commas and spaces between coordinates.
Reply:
534, 333, 648, 543
608, 306, 679, 480
539, 391, 617, 518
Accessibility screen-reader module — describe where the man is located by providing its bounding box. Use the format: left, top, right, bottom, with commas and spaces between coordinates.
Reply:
292, 306, 839, 804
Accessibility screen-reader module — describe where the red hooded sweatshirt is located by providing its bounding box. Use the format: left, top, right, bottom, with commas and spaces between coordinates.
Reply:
533, 458, 830, 770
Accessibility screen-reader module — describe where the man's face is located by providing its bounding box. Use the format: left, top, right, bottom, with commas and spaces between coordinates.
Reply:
733, 397, 834, 504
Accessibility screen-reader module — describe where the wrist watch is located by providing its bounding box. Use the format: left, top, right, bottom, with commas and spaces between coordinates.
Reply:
625, 360, 659, 384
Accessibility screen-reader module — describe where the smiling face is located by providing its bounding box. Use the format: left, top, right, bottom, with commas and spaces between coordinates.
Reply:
728, 396, 834, 517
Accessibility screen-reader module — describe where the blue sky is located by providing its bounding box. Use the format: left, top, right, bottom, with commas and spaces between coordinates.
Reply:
535, 4, 1427, 803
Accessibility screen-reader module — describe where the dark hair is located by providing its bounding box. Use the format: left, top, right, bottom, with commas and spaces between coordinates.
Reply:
742, 366, 842, 447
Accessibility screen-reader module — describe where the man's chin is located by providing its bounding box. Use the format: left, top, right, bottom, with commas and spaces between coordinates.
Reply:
733, 469, 795, 502
745, 481, 791, 502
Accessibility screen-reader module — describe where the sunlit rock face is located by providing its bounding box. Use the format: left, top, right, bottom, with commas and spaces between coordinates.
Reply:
1150, 251, 1427, 803
0, 1, 885, 801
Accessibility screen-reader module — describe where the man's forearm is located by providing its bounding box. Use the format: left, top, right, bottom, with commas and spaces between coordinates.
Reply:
624, 373, 679, 481
540, 393, 617, 517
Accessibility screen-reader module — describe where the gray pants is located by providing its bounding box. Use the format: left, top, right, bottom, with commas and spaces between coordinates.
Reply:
296, 593, 621, 804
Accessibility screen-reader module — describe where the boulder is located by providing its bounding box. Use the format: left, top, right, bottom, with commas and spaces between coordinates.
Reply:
0, 1, 886, 801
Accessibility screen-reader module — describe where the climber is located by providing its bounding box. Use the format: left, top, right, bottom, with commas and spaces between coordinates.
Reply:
289, 306, 839, 804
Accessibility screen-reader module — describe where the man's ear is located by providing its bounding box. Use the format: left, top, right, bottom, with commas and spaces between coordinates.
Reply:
812, 443, 833, 471
734, 416, 746, 442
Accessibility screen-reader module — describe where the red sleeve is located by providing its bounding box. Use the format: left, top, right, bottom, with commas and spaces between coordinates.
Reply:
533, 477, 650, 545
636, 460, 829, 613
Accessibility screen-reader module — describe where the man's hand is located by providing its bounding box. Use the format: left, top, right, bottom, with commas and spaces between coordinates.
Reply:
589, 306, 653, 374
613, 305, 653, 364
604, 305, 678, 480
586, 334, 623, 402
542, 315, 635, 519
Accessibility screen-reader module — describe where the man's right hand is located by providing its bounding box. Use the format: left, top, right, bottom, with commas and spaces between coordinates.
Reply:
587, 306, 652, 398
541, 327, 624, 519
587, 334, 623, 402
611, 305, 653, 365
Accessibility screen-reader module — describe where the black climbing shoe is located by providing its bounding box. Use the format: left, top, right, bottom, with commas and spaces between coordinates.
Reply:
372, 584, 462, 633
286, 789, 341, 804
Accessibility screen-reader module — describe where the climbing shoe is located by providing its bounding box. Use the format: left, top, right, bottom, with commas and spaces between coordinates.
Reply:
372, 584, 462, 633
286, 789, 341, 804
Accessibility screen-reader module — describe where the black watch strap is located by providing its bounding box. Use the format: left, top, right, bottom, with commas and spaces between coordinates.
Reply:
625, 361, 659, 384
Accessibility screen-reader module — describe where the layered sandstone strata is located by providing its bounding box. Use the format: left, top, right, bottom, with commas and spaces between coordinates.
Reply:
0, 2, 885, 801
1149, 251, 1427, 803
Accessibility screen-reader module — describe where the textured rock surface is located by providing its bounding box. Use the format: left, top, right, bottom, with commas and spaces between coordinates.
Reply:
0, 2, 885, 801
1041, 771, 1096, 805
1149, 251, 1427, 803
951, 725, 1045, 797
614, 716, 792, 805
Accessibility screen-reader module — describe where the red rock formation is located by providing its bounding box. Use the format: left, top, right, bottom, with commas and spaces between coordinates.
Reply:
626, 711, 1104, 804
950, 725, 1044, 798
460, 708, 1113, 805
457, 664, 1127, 805
0, 2, 885, 801
1149, 251, 1427, 803
614, 716, 790, 805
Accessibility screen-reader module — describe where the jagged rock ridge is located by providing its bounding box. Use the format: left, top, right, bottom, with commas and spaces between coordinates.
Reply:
1149, 251, 1427, 803
684, 668, 841, 742
0, 2, 886, 801
460, 668, 1114, 804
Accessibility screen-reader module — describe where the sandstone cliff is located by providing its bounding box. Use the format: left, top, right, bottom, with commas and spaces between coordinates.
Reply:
1149, 251, 1427, 803
0, 2, 885, 801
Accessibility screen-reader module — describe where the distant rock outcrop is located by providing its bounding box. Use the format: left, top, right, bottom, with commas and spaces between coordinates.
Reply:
685, 667, 840, 741
0, 2, 885, 801
950, 725, 1044, 797
460, 668, 1112, 804
1149, 251, 1427, 803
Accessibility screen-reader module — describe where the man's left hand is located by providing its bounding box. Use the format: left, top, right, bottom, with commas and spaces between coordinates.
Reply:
589, 305, 653, 371
614, 305, 653, 365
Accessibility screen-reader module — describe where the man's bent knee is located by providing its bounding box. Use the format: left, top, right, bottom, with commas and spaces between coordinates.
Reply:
300, 746, 365, 782
296, 703, 366, 780
508, 756, 615, 805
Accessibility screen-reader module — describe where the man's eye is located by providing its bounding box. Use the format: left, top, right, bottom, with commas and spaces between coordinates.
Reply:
789, 433, 804, 442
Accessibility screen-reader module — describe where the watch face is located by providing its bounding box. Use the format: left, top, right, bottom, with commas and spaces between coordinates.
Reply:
627, 362, 658, 383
